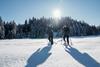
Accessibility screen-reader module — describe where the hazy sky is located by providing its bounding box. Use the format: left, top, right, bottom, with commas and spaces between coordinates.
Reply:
0, 0, 100, 26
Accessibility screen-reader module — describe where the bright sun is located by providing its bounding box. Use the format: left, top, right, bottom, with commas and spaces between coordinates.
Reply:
53, 9, 61, 19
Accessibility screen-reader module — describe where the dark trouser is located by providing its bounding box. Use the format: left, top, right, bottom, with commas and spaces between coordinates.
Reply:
48, 35, 53, 45
63, 35, 69, 45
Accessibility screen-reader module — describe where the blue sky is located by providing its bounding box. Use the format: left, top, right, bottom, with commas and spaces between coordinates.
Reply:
0, 0, 100, 26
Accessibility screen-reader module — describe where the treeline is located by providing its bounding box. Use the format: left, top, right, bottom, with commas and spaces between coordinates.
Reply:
0, 16, 100, 39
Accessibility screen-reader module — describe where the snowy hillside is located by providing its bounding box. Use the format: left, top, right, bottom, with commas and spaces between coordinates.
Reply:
0, 36, 100, 67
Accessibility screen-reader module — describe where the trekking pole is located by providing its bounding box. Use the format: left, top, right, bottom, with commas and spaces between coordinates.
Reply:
54, 38, 62, 44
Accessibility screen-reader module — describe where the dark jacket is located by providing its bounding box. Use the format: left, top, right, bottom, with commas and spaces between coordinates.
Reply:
62, 26, 70, 36
47, 27, 53, 37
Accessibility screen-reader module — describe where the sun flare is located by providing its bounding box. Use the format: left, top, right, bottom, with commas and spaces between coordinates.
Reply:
53, 9, 61, 19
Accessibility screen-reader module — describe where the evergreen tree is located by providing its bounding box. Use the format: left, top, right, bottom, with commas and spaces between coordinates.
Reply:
0, 17, 5, 39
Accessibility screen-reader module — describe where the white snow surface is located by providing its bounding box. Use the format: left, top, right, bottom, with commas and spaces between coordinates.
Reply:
0, 36, 100, 67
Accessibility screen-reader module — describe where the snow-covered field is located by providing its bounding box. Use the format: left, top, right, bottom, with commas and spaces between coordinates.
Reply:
0, 36, 100, 67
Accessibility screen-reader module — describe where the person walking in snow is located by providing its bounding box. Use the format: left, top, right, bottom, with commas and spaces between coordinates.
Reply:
62, 25, 70, 45
47, 26, 53, 45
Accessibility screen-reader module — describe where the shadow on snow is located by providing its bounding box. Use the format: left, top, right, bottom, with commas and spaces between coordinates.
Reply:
64, 44, 100, 67
25, 44, 52, 67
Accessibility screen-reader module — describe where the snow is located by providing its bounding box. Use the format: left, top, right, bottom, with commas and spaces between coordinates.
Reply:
0, 36, 100, 67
